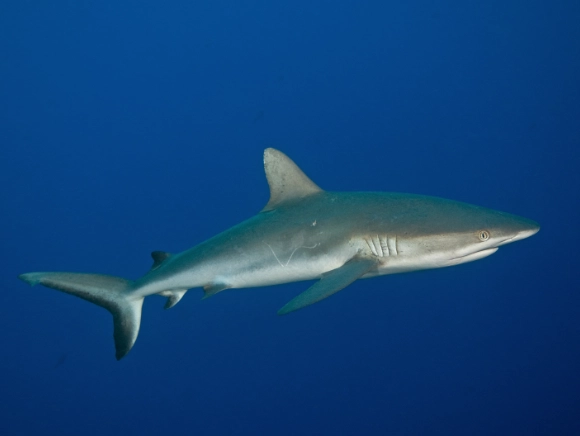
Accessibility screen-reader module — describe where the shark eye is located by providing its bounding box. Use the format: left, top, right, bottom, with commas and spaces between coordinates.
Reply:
478, 230, 490, 241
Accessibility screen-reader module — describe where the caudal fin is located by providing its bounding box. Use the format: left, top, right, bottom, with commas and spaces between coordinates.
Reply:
18, 272, 143, 360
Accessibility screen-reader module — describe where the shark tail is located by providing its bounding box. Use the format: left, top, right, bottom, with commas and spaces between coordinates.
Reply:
18, 272, 142, 360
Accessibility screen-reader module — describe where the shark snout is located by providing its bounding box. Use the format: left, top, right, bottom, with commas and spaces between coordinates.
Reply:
498, 219, 540, 245
515, 222, 540, 240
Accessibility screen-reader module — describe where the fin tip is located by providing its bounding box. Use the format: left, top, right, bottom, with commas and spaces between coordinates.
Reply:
277, 303, 295, 316
18, 272, 41, 286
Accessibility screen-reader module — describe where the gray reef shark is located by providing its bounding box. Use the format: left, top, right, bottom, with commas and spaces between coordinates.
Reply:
19, 148, 539, 360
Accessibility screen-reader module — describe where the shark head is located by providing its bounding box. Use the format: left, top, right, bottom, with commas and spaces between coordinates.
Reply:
404, 197, 541, 267
259, 149, 540, 275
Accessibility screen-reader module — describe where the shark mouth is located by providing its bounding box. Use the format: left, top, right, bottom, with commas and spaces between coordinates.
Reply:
445, 247, 499, 266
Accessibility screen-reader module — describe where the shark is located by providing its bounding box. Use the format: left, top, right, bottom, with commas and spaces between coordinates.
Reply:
19, 148, 539, 360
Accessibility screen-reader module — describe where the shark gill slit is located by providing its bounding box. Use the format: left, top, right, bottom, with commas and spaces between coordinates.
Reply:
367, 236, 395, 258
374, 235, 383, 257
387, 234, 398, 256
366, 238, 377, 256
380, 235, 389, 256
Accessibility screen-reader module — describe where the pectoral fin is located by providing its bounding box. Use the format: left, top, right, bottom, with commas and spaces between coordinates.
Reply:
277, 257, 379, 315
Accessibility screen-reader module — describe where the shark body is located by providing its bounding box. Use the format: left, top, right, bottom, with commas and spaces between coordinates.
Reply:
19, 148, 539, 359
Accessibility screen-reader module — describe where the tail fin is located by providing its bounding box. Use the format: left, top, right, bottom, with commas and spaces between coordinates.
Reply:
18, 272, 143, 360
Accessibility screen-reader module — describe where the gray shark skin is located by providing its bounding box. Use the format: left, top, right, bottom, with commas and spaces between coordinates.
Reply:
19, 148, 539, 360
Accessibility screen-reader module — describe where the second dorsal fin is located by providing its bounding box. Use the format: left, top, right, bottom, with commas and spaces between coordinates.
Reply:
261, 148, 323, 212
151, 251, 172, 270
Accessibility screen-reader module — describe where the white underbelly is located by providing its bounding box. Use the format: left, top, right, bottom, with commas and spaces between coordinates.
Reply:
227, 255, 345, 289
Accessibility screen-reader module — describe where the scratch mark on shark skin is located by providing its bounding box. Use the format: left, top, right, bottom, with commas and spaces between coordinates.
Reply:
263, 241, 320, 268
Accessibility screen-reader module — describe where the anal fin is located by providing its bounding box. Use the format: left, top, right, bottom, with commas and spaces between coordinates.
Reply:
278, 256, 379, 315
158, 289, 187, 309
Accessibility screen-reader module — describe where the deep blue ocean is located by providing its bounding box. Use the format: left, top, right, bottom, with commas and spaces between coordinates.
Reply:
2, 1, 579, 435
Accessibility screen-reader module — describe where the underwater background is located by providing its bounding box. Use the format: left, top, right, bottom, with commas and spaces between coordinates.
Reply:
1, 1, 579, 435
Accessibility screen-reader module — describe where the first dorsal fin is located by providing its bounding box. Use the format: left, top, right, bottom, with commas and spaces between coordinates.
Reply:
261, 148, 323, 212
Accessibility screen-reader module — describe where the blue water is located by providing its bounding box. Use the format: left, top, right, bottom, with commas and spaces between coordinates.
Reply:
2, 1, 579, 435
